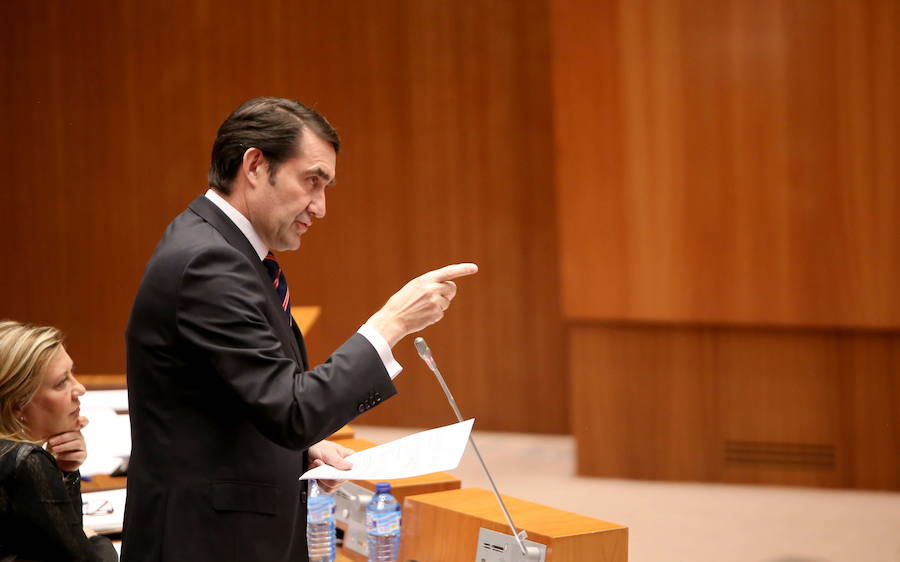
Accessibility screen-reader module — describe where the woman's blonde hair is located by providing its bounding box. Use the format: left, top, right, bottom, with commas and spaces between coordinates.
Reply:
0, 320, 64, 441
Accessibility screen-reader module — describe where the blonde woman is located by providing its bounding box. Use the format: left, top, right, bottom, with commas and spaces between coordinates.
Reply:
0, 321, 117, 561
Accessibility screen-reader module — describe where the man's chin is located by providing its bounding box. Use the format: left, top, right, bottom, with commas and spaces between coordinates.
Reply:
280, 237, 303, 252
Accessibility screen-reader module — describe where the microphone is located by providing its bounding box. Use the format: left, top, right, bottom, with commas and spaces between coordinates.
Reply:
414, 337, 540, 560
413, 338, 462, 421
413, 337, 436, 369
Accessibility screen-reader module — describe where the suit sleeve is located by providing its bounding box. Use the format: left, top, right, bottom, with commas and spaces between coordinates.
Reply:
174, 245, 396, 450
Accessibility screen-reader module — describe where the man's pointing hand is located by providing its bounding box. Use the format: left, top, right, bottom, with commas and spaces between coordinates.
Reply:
366, 263, 478, 347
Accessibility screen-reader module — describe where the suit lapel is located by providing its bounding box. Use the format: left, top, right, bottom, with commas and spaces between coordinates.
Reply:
188, 196, 305, 363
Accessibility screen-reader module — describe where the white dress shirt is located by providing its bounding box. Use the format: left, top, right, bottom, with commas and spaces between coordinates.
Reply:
204, 189, 402, 379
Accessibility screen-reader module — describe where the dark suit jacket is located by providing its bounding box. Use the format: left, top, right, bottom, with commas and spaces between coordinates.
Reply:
121, 196, 395, 562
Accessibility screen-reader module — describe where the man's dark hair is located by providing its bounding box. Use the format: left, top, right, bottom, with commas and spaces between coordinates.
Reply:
208, 97, 340, 194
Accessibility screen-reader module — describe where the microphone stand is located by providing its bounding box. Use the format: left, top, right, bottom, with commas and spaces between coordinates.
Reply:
415, 337, 539, 560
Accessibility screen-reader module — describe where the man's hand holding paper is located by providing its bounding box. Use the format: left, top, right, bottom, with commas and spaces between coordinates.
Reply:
308, 440, 356, 493
300, 419, 474, 482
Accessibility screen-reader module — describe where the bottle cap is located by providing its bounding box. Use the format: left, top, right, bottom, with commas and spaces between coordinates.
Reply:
375, 482, 391, 494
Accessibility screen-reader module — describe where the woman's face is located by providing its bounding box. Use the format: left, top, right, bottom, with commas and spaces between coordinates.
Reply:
18, 346, 85, 441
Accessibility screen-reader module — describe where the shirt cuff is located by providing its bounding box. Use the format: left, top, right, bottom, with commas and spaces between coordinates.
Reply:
357, 324, 403, 379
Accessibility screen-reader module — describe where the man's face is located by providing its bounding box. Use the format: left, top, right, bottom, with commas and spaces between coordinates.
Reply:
247, 128, 336, 252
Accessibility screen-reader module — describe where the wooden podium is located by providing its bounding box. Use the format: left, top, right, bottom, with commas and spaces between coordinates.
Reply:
401, 488, 627, 561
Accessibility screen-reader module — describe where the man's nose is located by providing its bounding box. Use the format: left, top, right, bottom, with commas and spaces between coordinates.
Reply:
309, 192, 326, 219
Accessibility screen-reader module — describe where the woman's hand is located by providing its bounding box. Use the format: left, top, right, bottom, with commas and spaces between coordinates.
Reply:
308, 440, 355, 493
47, 416, 89, 473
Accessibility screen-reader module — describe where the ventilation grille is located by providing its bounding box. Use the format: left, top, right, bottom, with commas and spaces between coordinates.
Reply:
725, 440, 836, 468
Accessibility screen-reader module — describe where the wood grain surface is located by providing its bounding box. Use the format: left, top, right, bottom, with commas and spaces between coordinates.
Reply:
0, 0, 565, 433
401, 487, 628, 562
551, 0, 900, 328
570, 323, 900, 490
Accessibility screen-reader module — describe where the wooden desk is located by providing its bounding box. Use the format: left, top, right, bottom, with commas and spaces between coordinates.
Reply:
290, 305, 321, 336
80, 374, 126, 390
329, 425, 354, 440
81, 474, 127, 493
402, 488, 628, 561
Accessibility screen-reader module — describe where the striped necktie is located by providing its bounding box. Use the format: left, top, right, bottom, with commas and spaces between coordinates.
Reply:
262, 252, 292, 326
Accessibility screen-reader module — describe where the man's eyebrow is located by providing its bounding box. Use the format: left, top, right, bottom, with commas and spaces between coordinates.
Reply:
309, 166, 336, 186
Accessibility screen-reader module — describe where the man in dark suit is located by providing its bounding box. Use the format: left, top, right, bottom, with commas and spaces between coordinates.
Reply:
121, 97, 476, 561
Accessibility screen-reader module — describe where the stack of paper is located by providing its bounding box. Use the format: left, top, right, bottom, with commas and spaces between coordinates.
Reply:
80, 408, 131, 476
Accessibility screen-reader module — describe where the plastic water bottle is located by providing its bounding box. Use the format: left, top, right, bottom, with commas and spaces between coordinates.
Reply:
307, 480, 336, 562
366, 482, 401, 561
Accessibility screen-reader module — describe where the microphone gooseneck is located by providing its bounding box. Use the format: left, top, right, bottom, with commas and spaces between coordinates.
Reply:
413, 337, 533, 558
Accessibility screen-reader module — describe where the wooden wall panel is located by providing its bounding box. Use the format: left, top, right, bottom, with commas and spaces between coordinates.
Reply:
570, 324, 900, 490
0, 0, 565, 433
551, 0, 900, 328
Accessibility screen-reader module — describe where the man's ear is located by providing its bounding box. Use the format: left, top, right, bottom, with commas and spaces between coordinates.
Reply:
242, 147, 268, 188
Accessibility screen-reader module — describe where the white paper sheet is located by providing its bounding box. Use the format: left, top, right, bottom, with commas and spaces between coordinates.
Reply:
80, 389, 129, 412
80, 408, 131, 476
82, 487, 127, 534
300, 418, 474, 481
